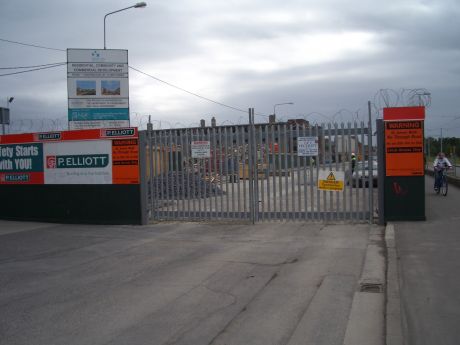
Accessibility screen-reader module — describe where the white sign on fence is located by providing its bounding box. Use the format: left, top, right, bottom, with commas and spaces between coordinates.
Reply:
297, 136, 319, 156
191, 141, 211, 158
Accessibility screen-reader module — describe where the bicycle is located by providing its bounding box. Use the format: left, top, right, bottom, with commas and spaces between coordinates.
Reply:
434, 166, 449, 196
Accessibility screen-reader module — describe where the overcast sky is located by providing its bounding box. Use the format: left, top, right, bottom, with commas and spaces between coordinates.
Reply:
1, 0, 460, 136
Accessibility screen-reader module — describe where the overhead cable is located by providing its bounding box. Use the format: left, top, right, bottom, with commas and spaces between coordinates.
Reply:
0, 63, 67, 77
0, 38, 66, 52
1, 37, 269, 116
0, 62, 67, 70
129, 65, 248, 114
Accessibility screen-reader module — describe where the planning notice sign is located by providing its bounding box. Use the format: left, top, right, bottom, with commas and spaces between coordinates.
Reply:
191, 141, 211, 158
297, 136, 319, 156
385, 120, 424, 176
67, 49, 129, 130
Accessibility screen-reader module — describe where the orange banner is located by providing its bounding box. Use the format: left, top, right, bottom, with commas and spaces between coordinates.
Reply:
385, 121, 424, 176
112, 139, 140, 184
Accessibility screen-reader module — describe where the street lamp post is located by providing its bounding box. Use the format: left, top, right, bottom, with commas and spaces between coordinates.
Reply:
104, 2, 147, 49
273, 102, 294, 122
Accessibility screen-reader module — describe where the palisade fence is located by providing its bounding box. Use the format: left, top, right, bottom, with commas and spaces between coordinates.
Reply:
143, 112, 375, 223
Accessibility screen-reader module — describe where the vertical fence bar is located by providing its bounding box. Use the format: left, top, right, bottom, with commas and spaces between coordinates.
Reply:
360, 121, 366, 221
212, 127, 218, 218
191, 129, 197, 218
283, 123, 289, 221
230, 128, 236, 218
207, 127, 212, 220
348, 122, 353, 220
179, 130, 185, 219
218, 127, 224, 219
271, 124, 277, 219
258, 125, 265, 221
168, 130, 174, 219
290, 123, 296, 220
302, 125, 308, 220
320, 124, 325, 220
154, 130, 159, 220
277, 124, 283, 219
265, 124, 271, 221
173, 129, 180, 218
341, 123, 346, 220
158, 130, 164, 219
160, 131, 165, 219
251, 109, 257, 223
184, 129, 191, 219
251, 109, 258, 223
368, 101, 374, 224
247, 117, 254, 223
310, 125, 315, 220
354, 122, 359, 221
196, 128, 202, 219
334, 123, 339, 220
148, 129, 155, 221
224, 127, 230, 218
242, 126, 248, 220
327, 123, 333, 221
296, 124, 301, 221
236, 126, 242, 219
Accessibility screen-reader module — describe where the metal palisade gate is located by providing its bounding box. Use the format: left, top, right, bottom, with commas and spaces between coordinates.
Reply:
144, 114, 374, 223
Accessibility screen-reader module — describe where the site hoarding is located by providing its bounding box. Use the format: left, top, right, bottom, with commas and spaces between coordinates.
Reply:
67, 49, 129, 130
0, 128, 139, 185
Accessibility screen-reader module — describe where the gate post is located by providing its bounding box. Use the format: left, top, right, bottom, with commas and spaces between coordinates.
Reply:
147, 117, 155, 222
376, 119, 385, 225
139, 130, 149, 225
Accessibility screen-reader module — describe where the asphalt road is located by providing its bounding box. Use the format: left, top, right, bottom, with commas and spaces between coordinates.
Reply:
0, 220, 374, 345
395, 176, 460, 345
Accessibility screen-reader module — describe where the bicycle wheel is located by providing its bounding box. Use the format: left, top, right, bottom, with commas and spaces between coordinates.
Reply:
440, 176, 448, 196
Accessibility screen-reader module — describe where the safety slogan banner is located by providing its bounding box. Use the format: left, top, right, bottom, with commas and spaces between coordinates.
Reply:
0, 128, 139, 185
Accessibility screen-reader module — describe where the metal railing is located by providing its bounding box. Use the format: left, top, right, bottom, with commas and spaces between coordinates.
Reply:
143, 120, 375, 223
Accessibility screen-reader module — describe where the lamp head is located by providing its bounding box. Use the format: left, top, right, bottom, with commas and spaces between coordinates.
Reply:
8, 97, 14, 103
134, 2, 147, 8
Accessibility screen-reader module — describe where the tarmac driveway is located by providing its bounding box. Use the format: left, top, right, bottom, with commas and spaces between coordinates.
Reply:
0, 220, 371, 345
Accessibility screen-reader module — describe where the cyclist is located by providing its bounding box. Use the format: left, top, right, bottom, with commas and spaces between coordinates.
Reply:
433, 152, 452, 191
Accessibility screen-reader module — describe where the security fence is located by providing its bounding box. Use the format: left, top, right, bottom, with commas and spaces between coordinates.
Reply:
143, 117, 375, 223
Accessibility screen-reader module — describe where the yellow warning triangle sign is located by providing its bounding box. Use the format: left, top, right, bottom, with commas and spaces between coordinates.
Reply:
326, 172, 336, 181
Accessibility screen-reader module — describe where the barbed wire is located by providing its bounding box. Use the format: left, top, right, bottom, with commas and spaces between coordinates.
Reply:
2, 92, 434, 134
372, 88, 431, 118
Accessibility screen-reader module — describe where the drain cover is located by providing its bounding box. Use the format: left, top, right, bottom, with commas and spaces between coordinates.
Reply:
360, 279, 384, 293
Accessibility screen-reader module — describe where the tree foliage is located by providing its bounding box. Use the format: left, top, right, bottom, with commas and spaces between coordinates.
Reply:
426, 137, 460, 158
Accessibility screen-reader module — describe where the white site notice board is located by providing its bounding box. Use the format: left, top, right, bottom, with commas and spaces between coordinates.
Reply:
191, 141, 211, 158
67, 49, 129, 130
297, 136, 319, 156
